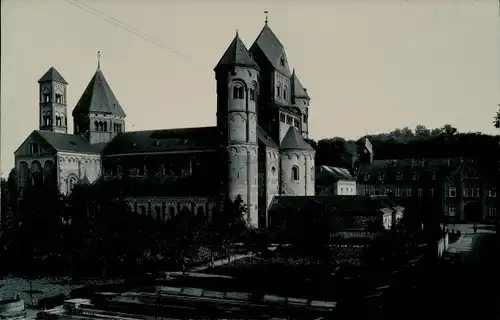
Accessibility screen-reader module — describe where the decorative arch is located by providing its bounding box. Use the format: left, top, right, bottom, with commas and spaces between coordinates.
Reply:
168, 206, 176, 219
292, 166, 299, 181
229, 79, 247, 100
154, 206, 162, 220
94, 121, 99, 131
67, 174, 78, 193
18, 161, 29, 186
196, 206, 205, 217
43, 160, 55, 181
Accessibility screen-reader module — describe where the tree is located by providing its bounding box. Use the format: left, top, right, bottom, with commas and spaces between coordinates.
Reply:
208, 195, 247, 263
315, 138, 353, 168
1, 169, 19, 230
494, 105, 500, 129
414, 125, 431, 138
442, 124, 458, 136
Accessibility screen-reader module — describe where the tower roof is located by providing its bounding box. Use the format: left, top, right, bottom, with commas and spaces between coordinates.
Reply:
214, 31, 259, 71
38, 67, 68, 85
292, 69, 310, 100
250, 24, 291, 76
72, 68, 126, 117
281, 126, 314, 151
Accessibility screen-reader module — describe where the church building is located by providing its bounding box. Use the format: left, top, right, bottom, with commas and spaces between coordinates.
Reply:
14, 21, 315, 228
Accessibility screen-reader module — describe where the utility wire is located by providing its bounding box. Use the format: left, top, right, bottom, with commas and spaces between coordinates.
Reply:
63, 0, 200, 64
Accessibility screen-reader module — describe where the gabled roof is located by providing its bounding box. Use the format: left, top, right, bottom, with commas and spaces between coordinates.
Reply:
15, 130, 100, 154
280, 126, 313, 151
257, 126, 278, 149
102, 126, 219, 155
214, 32, 259, 71
72, 68, 126, 118
317, 165, 355, 182
250, 24, 291, 76
292, 69, 310, 100
38, 67, 68, 85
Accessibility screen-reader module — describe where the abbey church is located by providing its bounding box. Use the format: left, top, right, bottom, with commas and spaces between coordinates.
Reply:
14, 21, 316, 228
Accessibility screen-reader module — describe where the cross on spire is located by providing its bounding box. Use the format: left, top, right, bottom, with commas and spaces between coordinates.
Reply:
264, 11, 268, 24
97, 51, 101, 69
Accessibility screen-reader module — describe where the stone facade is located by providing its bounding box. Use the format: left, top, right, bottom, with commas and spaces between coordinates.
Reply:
14, 22, 316, 228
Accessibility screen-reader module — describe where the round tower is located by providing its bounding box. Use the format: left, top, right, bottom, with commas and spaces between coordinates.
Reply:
280, 126, 315, 196
214, 31, 260, 228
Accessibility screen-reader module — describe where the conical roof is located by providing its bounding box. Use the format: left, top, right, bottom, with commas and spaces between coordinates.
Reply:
292, 69, 310, 100
38, 67, 68, 85
214, 32, 259, 71
72, 68, 126, 117
281, 126, 314, 151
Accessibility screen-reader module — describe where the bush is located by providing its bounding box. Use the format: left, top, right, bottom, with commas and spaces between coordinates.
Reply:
37, 293, 67, 310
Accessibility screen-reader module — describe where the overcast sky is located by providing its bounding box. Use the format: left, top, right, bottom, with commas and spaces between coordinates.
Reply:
1, 0, 499, 176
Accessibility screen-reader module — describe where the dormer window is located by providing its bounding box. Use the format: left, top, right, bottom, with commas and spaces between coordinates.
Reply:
412, 172, 419, 180
232, 86, 244, 99
364, 173, 370, 181
396, 172, 403, 180
378, 173, 385, 181
279, 54, 285, 67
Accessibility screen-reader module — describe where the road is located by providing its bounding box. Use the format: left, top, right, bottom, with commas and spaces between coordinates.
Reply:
446, 223, 497, 264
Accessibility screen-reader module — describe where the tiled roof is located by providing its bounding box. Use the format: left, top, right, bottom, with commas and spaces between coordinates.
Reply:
102, 127, 219, 155
291, 69, 310, 100
317, 166, 355, 184
214, 32, 259, 71
94, 176, 217, 197
280, 126, 314, 151
35, 130, 100, 154
269, 195, 398, 217
357, 158, 461, 184
72, 68, 126, 117
257, 126, 278, 148
38, 67, 68, 85
250, 24, 291, 76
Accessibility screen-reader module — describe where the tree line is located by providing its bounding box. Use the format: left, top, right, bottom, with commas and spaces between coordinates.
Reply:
307, 123, 499, 169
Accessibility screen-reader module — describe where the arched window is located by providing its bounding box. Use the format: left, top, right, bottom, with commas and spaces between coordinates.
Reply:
232, 85, 244, 99
155, 206, 162, 220
68, 176, 78, 193
168, 206, 176, 219
292, 166, 299, 181
139, 206, 146, 215
98, 121, 104, 131
103, 122, 108, 132
249, 88, 255, 101
94, 121, 99, 131
197, 206, 205, 217
283, 86, 287, 100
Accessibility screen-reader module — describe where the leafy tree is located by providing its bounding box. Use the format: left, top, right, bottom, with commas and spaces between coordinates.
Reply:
207, 195, 247, 263
494, 105, 500, 129
414, 125, 431, 138
315, 137, 354, 168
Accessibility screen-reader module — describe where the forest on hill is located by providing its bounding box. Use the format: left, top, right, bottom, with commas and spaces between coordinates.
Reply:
307, 123, 499, 170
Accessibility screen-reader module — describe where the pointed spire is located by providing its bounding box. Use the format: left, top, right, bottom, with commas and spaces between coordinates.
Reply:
97, 51, 101, 69
214, 32, 259, 71
38, 66, 68, 85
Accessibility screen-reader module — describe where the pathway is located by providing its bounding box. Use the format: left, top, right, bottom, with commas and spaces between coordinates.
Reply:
446, 223, 496, 263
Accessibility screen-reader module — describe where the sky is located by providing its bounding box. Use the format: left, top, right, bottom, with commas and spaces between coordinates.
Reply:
1, 0, 499, 176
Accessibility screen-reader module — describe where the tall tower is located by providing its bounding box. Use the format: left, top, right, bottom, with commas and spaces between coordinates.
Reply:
73, 53, 126, 145
38, 67, 69, 133
215, 31, 260, 228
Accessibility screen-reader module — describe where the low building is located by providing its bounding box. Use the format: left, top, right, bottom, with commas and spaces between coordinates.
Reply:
316, 165, 357, 196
